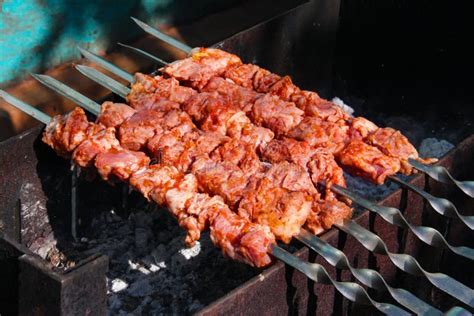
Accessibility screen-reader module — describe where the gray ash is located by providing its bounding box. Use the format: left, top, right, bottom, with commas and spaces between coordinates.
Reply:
78, 203, 258, 315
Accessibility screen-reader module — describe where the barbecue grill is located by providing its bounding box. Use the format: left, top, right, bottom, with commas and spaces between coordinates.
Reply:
1, 1, 473, 315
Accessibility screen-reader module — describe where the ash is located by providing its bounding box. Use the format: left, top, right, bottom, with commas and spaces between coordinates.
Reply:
79, 203, 258, 315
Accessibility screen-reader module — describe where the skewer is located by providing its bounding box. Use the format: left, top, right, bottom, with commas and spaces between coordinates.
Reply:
331, 184, 474, 260
29, 74, 100, 116
0, 90, 408, 316
75, 60, 474, 258
389, 176, 474, 230
72, 65, 471, 311
336, 220, 474, 307
77, 47, 134, 83
0, 90, 78, 241
117, 42, 169, 66
130, 17, 474, 199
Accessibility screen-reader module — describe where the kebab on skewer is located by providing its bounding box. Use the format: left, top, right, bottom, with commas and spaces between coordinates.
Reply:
159, 48, 437, 183
42, 106, 277, 267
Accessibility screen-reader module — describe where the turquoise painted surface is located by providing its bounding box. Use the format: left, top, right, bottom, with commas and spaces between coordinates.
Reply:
0, 0, 238, 85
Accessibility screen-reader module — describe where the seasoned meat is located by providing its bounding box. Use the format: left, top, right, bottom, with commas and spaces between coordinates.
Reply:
210, 207, 275, 268
118, 109, 165, 151
161, 48, 242, 89
251, 94, 304, 136
72, 124, 120, 168
366, 127, 437, 174
224, 64, 260, 89
97, 102, 136, 128
130, 164, 182, 201
305, 198, 352, 235
337, 140, 401, 184
95, 149, 150, 182
262, 138, 315, 169
42, 107, 90, 157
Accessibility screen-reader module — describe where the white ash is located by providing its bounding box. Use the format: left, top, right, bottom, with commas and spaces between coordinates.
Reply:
418, 138, 454, 159
77, 203, 257, 315
331, 97, 355, 115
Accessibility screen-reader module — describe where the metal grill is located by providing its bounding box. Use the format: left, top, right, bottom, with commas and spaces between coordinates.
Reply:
1, 5, 473, 315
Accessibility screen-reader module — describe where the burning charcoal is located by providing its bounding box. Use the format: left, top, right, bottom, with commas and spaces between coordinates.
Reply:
111, 278, 129, 293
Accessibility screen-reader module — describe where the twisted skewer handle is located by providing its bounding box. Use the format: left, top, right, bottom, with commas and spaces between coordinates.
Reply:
390, 176, 474, 230
332, 185, 474, 260
409, 158, 474, 198
270, 245, 410, 315
297, 229, 442, 315
337, 220, 474, 307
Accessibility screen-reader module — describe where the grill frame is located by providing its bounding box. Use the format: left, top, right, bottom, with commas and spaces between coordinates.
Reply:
1, 0, 473, 313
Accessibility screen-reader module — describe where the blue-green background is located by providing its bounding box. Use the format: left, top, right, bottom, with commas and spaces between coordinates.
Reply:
0, 0, 238, 85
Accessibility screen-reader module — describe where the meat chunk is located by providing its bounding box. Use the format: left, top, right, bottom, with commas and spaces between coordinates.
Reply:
308, 151, 346, 198
251, 94, 304, 136
210, 139, 264, 177
192, 156, 249, 208
305, 198, 353, 235
238, 176, 312, 244
262, 138, 315, 169
161, 48, 242, 89
349, 117, 379, 141
42, 107, 90, 157
182, 91, 230, 123
268, 76, 300, 101
129, 73, 197, 106
203, 77, 261, 113
224, 64, 260, 88
129, 165, 182, 201
252, 68, 281, 93
96, 102, 136, 128
210, 207, 275, 268
288, 117, 349, 153
95, 149, 150, 182
337, 140, 401, 184
366, 127, 437, 174
118, 109, 164, 151
72, 125, 120, 168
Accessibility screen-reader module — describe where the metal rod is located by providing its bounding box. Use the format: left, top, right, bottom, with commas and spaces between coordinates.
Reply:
75, 65, 131, 99
332, 184, 474, 260
389, 176, 474, 230
0, 89, 51, 124
118, 42, 169, 66
31, 74, 101, 115
409, 158, 474, 198
77, 47, 135, 83
296, 229, 442, 315
130, 17, 193, 54
270, 245, 410, 315
71, 163, 78, 241
337, 220, 474, 307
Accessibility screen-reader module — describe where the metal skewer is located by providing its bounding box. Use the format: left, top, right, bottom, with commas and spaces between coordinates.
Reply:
1, 90, 407, 315
336, 220, 474, 307
130, 17, 474, 199
118, 42, 169, 66
75, 64, 467, 314
389, 176, 474, 230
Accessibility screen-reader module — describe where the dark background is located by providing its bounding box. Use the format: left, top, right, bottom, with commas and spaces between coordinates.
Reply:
332, 0, 474, 143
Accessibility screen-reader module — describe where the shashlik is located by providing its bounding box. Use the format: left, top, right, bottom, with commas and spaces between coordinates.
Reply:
95, 95, 344, 242
42, 107, 276, 267
124, 74, 353, 234
160, 48, 437, 184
